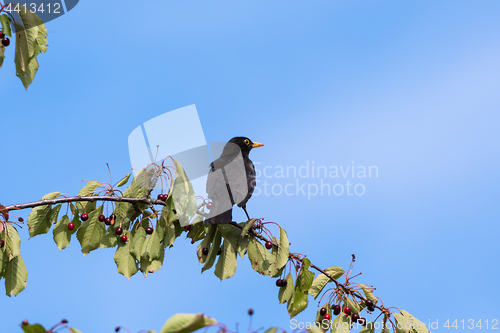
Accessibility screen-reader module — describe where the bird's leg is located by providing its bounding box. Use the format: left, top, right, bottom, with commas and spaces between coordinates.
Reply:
242, 205, 251, 221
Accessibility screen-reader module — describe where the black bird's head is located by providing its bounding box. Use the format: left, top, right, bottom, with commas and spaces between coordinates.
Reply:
225, 137, 264, 157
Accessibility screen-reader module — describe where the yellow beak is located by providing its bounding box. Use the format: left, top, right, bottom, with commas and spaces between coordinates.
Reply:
252, 142, 264, 148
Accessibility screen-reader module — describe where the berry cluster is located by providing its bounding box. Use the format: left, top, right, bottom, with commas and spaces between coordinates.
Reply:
157, 194, 168, 201
0, 31, 9, 47
365, 299, 375, 312
97, 213, 116, 226
318, 301, 371, 326
275, 279, 288, 287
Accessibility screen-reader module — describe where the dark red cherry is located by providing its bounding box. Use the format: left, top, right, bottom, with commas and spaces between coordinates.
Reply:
319, 308, 327, 316
324, 314, 331, 320
81, 213, 88, 221
333, 304, 341, 315
115, 227, 123, 235
145, 227, 153, 234
98, 215, 105, 222
68, 223, 75, 231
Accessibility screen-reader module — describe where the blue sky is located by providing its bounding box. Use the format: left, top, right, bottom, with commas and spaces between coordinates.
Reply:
1, 0, 499, 332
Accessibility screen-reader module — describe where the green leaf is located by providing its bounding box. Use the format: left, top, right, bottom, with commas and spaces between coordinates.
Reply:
306, 328, 324, 333
15, 52, 39, 89
70, 328, 83, 333
114, 167, 155, 230
75, 180, 101, 214
0, 242, 6, 278
287, 286, 308, 318
214, 235, 238, 280
359, 283, 377, 303
170, 160, 197, 226
114, 231, 138, 279
241, 218, 257, 236
13, 8, 37, 71
163, 220, 177, 248
4, 255, 27, 296
264, 329, 278, 333
27, 192, 61, 237
276, 226, 289, 269
0, 44, 5, 68
141, 225, 164, 260
115, 173, 131, 187
76, 206, 105, 255
0, 15, 12, 37
359, 323, 375, 333
393, 310, 429, 333
186, 215, 204, 241
53, 215, 71, 250
197, 225, 216, 264
314, 303, 331, 333
159, 313, 217, 333
287, 259, 314, 318
69, 214, 81, 235
140, 248, 165, 276
278, 272, 294, 304
131, 226, 146, 259
346, 297, 360, 314
40, 192, 60, 200
99, 226, 119, 249
237, 235, 249, 259
12, 7, 47, 89
309, 266, 344, 299
0, 15, 11, 68
21, 323, 47, 333
297, 258, 315, 292
247, 237, 277, 275
331, 314, 350, 333
4, 224, 21, 261
202, 229, 222, 273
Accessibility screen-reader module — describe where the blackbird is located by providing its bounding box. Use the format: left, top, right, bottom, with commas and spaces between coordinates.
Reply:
204, 137, 263, 225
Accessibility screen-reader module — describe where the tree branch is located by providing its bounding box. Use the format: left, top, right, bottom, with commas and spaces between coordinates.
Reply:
4, 196, 166, 212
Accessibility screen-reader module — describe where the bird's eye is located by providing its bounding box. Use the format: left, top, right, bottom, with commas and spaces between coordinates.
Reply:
244, 139, 250, 145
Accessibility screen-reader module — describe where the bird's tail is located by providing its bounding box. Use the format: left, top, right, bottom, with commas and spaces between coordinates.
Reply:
204, 201, 232, 225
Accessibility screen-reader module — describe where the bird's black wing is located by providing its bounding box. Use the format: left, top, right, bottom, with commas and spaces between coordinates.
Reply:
237, 158, 256, 208
205, 151, 251, 224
